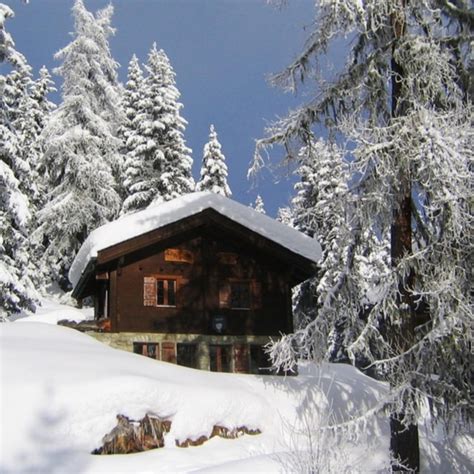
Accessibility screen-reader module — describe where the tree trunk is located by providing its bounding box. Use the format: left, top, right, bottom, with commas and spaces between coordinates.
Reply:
389, 1, 420, 471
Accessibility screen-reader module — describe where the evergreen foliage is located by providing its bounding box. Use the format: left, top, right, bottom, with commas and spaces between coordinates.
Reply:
147, 45, 194, 204
0, 3, 26, 68
0, 3, 38, 318
253, 194, 266, 214
255, 1, 473, 469
276, 206, 292, 226
29, 66, 56, 208
121, 44, 194, 214
35, 0, 122, 289
196, 124, 231, 197
120, 54, 145, 211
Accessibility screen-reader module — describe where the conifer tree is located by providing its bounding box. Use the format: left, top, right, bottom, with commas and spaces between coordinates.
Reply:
148, 45, 194, 203
121, 44, 193, 213
2, 63, 32, 194
255, 1, 473, 469
196, 124, 231, 197
120, 46, 165, 213
0, 3, 38, 318
253, 194, 266, 214
35, 0, 121, 289
120, 54, 149, 213
29, 66, 56, 208
276, 206, 292, 226
0, 3, 25, 68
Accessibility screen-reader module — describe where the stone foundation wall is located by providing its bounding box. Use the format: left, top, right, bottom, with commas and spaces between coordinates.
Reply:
87, 331, 273, 373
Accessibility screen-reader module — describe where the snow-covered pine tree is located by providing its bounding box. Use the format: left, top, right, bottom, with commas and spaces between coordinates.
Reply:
276, 206, 293, 226
121, 44, 194, 213
148, 45, 194, 203
254, 1, 473, 470
31, 66, 56, 122
7, 63, 55, 209
2, 60, 34, 196
35, 0, 122, 289
253, 194, 266, 214
29, 66, 56, 208
196, 124, 231, 197
0, 3, 25, 68
0, 3, 38, 318
120, 46, 166, 213
0, 159, 38, 320
120, 54, 146, 212
283, 138, 360, 362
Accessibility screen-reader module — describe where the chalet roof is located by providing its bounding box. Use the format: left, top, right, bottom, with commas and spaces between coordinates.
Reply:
69, 191, 322, 288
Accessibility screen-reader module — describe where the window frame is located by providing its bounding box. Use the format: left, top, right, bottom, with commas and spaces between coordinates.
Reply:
156, 278, 177, 307
143, 275, 180, 308
229, 280, 252, 310
219, 279, 261, 310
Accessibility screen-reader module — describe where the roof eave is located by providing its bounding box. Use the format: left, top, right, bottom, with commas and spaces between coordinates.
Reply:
71, 257, 97, 300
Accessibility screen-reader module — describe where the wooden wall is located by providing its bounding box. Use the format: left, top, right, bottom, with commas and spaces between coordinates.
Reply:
101, 228, 293, 337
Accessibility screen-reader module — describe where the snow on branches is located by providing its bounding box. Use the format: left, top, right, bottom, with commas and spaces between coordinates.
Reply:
121, 44, 194, 214
34, 0, 122, 288
196, 124, 231, 197
257, 1, 473, 454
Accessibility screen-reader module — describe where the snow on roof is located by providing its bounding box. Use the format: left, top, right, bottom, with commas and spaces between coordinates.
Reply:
69, 191, 321, 287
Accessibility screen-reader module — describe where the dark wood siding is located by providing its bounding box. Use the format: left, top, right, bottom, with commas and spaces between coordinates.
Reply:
99, 225, 295, 337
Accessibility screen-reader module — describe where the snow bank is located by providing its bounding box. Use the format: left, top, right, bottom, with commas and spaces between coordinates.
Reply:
12, 298, 93, 324
69, 191, 321, 286
0, 322, 391, 473
2, 321, 468, 472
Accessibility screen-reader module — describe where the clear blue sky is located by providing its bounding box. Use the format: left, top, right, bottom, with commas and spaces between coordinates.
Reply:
2, 0, 314, 216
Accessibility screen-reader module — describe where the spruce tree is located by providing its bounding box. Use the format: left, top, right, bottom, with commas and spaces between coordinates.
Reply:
0, 3, 38, 318
255, 2, 473, 469
196, 124, 231, 197
148, 45, 194, 203
121, 44, 193, 213
29, 66, 56, 208
120, 54, 149, 213
253, 194, 266, 214
35, 0, 121, 289
0, 4, 25, 68
276, 206, 292, 226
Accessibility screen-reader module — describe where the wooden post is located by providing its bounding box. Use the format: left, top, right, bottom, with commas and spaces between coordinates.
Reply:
109, 269, 118, 332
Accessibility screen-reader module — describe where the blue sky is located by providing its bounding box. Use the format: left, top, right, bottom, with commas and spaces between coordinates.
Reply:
2, 0, 315, 216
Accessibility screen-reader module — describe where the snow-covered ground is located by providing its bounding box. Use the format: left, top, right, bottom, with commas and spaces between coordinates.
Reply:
11, 298, 93, 325
1, 302, 472, 473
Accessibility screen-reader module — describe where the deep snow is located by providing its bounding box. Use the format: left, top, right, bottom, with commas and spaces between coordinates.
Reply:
1, 303, 472, 473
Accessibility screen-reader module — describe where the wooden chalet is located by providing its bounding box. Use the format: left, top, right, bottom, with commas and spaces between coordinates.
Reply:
70, 192, 321, 374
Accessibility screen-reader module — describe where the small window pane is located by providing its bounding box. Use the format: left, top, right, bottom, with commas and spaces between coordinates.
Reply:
157, 280, 165, 305
167, 279, 176, 306
250, 345, 273, 374
133, 342, 159, 360
177, 343, 197, 368
230, 282, 251, 309
210, 344, 231, 372
147, 343, 157, 359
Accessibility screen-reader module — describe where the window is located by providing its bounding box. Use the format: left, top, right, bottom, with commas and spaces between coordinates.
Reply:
133, 342, 159, 359
161, 342, 176, 364
230, 281, 251, 309
220, 280, 261, 310
209, 344, 231, 372
157, 279, 176, 306
177, 343, 197, 369
144, 277, 177, 307
249, 345, 273, 375
233, 344, 249, 373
